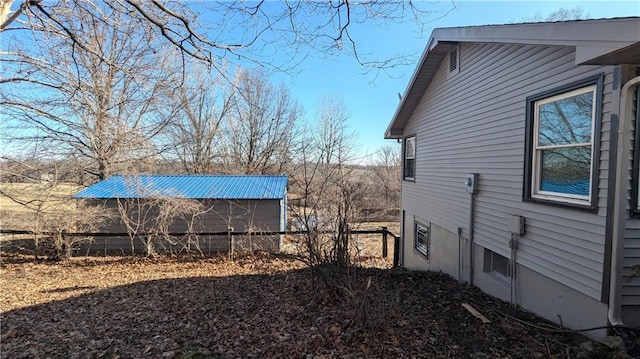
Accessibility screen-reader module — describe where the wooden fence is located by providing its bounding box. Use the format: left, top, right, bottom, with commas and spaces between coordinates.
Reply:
0, 227, 401, 266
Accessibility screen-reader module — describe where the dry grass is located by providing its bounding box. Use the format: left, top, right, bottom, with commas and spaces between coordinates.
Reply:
0, 182, 81, 210
0, 182, 82, 228
279, 221, 398, 269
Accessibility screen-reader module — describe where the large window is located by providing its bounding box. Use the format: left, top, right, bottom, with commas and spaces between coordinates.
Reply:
524, 75, 603, 209
415, 221, 430, 259
404, 136, 416, 180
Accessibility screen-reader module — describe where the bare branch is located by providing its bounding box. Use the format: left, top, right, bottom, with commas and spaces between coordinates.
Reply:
0, 0, 40, 31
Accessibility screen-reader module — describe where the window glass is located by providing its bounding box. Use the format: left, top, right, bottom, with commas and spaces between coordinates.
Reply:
539, 147, 591, 196
492, 253, 510, 278
406, 137, 415, 158
483, 249, 510, 278
404, 136, 416, 180
537, 91, 593, 146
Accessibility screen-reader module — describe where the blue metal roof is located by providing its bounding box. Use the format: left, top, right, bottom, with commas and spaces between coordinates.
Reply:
73, 175, 288, 200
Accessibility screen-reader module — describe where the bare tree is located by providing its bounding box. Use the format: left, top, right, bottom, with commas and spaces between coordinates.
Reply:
0, 165, 111, 260
164, 61, 233, 174
115, 178, 213, 256
2, 1, 451, 183
316, 94, 356, 165
521, 6, 589, 23
289, 94, 363, 268
371, 144, 401, 208
216, 68, 300, 175
1, 1, 447, 76
1, 3, 173, 182
44, 200, 113, 260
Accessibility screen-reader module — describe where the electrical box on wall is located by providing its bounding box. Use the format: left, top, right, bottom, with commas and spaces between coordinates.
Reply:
508, 215, 526, 235
464, 173, 478, 193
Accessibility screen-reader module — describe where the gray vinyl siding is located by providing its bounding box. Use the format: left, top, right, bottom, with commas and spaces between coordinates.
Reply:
79, 199, 282, 255
402, 42, 615, 300
623, 76, 640, 309
624, 237, 640, 306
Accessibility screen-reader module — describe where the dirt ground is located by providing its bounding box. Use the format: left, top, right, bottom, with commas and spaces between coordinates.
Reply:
2, 251, 638, 359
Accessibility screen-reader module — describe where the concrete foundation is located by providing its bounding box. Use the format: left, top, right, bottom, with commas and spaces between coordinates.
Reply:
403, 217, 609, 340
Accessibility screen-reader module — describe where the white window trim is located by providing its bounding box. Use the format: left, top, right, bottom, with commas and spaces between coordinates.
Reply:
530, 85, 597, 205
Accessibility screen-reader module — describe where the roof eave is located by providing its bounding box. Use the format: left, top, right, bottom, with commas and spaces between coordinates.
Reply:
384, 36, 456, 139
384, 18, 640, 139
578, 42, 640, 65
384, 34, 435, 139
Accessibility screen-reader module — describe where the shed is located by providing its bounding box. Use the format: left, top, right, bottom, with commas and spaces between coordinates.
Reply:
73, 174, 288, 255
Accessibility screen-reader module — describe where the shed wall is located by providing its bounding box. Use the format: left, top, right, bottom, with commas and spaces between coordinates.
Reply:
79, 199, 282, 255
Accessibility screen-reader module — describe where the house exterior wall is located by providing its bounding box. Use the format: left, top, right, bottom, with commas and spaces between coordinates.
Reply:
402, 220, 461, 279
622, 66, 640, 324
400, 42, 618, 334
80, 198, 283, 255
472, 242, 609, 338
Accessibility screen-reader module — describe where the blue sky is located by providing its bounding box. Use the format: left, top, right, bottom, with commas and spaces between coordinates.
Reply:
2, 1, 638, 162
276, 1, 640, 158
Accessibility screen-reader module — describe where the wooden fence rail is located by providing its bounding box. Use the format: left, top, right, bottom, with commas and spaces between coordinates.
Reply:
0, 228, 401, 266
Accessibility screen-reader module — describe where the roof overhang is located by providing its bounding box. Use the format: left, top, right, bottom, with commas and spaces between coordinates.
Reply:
385, 17, 640, 139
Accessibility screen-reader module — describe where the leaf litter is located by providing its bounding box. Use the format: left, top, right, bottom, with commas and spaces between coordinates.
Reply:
1, 252, 637, 358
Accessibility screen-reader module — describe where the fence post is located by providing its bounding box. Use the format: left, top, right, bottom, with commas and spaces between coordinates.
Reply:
228, 226, 234, 260
382, 226, 388, 258
393, 235, 400, 267
34, 232, 40, 260
61, 229, 70, 259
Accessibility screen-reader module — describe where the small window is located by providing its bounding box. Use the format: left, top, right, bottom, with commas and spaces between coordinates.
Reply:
483, 249, 511, 279
524, 74, 603, 209
403, 136, 416, 180
448, 45, 460, 76
415, 222, 430, 259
